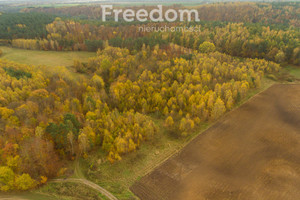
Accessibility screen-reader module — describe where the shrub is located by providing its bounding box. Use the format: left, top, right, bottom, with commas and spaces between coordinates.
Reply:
3, 67, 32, 79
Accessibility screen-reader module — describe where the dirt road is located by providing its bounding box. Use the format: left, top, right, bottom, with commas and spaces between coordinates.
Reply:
52, 178, 118, 200
131, 84, 300, 200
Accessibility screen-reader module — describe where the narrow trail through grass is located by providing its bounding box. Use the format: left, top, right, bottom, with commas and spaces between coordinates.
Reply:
50, 159, 118, 200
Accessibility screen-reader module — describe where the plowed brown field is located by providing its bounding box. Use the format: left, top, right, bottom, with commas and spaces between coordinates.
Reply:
131, 84, 300, 200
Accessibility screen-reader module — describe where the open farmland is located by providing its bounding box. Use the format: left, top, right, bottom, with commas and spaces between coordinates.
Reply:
131, 84, 300, 200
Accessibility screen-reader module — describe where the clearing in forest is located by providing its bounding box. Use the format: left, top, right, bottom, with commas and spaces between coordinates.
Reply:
0, 46, 95, 67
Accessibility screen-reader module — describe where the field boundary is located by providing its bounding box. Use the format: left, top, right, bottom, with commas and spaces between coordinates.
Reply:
131, 83, 300, 200
131, 82, 277, 185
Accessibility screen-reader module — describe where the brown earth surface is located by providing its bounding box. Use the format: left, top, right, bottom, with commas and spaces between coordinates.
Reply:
131, 84, 300, 200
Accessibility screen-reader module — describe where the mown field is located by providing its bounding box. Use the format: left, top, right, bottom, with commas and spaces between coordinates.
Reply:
0, 46, 95, 67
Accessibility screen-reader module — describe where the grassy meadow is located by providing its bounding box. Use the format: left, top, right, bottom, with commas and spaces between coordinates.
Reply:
0, 46, 95, 67
286, 65, 300, 79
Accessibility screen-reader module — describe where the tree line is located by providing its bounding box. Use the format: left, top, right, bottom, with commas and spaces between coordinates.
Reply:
22, 2, 300, 27
10, 18, 300, 65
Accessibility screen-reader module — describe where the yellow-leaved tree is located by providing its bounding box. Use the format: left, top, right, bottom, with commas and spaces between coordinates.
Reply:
211, 97, 226, 120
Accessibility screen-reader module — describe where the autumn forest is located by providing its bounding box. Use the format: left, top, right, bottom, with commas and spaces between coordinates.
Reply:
0, 1, 299, 199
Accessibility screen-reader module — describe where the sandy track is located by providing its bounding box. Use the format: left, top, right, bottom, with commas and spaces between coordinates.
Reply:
131, 84, 300, 200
